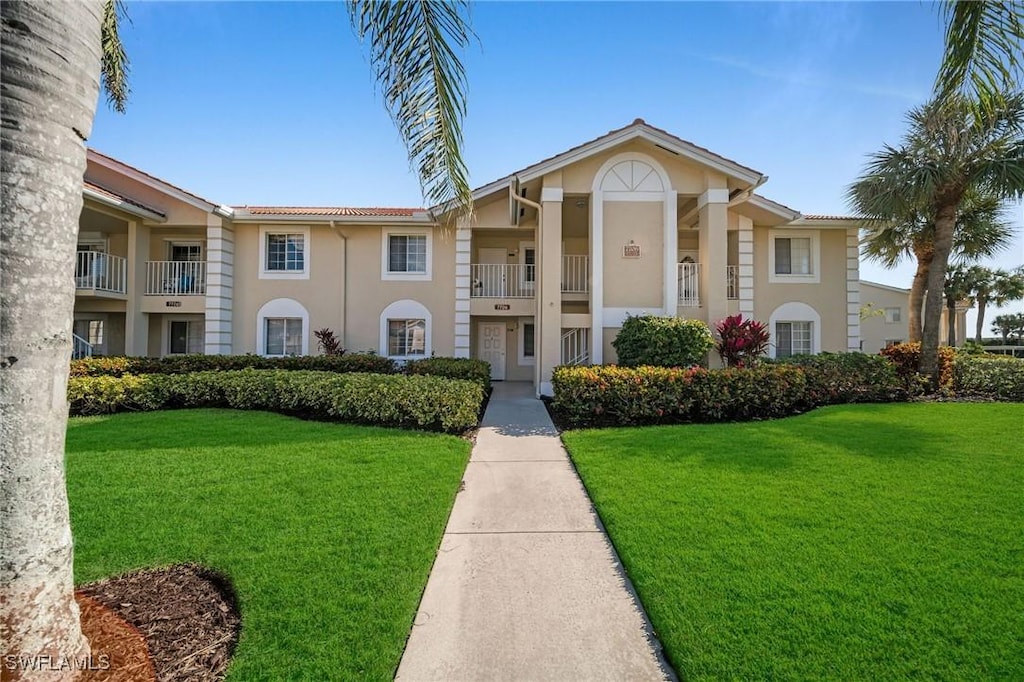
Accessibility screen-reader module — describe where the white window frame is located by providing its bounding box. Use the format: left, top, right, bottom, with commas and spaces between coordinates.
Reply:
166, 317, 206, 355
379, 299, 432, 359
259, 225, 310, 280
775, 321, 814, 358
884, 307, 902, 324
768, 301, 821, 359
166, 240, 204, 262
768, 229, 820, 284
518, 317, 536, 366
381, 227, 432, 282
519, 241, 536, 292
256, 298, 309, 355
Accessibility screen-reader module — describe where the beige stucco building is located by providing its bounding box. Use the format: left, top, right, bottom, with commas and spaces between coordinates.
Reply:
74, 120, 874, 396
859, 280, 969, 354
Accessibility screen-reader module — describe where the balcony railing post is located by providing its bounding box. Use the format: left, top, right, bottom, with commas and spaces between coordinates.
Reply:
144, 261, 207, 295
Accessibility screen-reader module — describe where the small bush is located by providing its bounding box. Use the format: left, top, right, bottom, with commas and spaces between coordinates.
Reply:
314, 328, 345, 355
771, 353, 906, 405
612, 315, 714, 368
953, 355, 1024, 401
880, 342, 955, 392
68, 370, 483, 433
70, 353, 397, 377
404, 357, 491, 391
714, 314, 770, 367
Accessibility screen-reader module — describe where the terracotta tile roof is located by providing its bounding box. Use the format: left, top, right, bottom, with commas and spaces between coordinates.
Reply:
237, 206, 423, 217
83, 180, 166, 218
87, 149, 218, 207
801, 214, 861, 221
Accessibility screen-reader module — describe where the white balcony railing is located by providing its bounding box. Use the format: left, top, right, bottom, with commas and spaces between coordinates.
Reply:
72, 334, 93, 359
561, 327, 591, 366
561, 255, 589, 293
678, 262, 700, 307
145, 261, 207, 295
727, 265, 739, 300
75, 251, 127, 295
470, 263, 535, 298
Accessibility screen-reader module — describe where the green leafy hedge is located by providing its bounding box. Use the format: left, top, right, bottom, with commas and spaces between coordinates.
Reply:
70, 353, 398, 377
552, 353, 907, 427
68, 370, 483, 433
953, 355, 1024, 401
879, 342, 956, 392
404, 357, 491, 390
611, 315, 714, 367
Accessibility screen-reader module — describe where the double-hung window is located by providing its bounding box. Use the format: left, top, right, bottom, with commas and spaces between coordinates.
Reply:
260, 227, 309, 279
265, 318, 303, 356
388, 235, 427, 273
884, 307, 901, 324
388, 319, 426, 357
775, 321, 813, 357
769, 230, 819, 283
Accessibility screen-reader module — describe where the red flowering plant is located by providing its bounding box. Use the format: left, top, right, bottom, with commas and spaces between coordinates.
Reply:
714, 314, 770, 368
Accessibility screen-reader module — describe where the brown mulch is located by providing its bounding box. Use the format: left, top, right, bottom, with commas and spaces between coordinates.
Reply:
77, 564, 241, 682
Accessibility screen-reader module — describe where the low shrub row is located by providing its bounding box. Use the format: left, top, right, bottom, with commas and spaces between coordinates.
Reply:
70, 354, 490, 388
880, 342, 956, 391
67, 370, 483, 433
552, 353, 907, 427
953, 355, 1024, 401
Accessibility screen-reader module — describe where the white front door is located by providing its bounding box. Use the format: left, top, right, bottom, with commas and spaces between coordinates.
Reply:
479, 323, 506, 381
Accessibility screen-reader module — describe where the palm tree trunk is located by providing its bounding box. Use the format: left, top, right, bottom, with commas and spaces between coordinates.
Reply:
946, 295, 958, 347
921, 202, 959, 389
908, 245, 931, 343
1, 2, 103, 677
975, 297, 988, 343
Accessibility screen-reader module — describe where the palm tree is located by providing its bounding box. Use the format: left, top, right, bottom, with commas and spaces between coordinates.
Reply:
856, 190, 1013, 343
966, 266, 1024, 342
936, 1, 1024, 108
991, 311, 1024, 342
1, 0, 472, 671
847, 93, 1024, 388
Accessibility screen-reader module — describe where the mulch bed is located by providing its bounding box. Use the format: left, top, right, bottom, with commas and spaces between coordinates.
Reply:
77, 564, 241, 682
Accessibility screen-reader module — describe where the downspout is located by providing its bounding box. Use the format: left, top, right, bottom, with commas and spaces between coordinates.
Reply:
330, 220, 347, 349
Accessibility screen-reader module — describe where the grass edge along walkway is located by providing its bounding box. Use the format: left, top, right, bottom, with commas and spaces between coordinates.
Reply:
67, 409, 471, 681
564, 402, 1024, 681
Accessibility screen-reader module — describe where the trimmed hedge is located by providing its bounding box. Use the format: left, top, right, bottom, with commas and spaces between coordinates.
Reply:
68, 370, 483, 433
404, 357, 491, 390
880, 342, 956, 391
770, 353, 907, 405
953, 355, 1024, 401
612, 315, 714, 368
552, 353, 907, 427
70, 353, 397, 377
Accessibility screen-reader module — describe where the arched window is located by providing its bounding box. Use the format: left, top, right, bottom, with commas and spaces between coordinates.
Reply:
768, 302, 821, 359
256, 298, 309, 356
379, 299, 432, 359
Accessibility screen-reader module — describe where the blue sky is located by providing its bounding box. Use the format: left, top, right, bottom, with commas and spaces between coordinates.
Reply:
91, 1, 1023, 326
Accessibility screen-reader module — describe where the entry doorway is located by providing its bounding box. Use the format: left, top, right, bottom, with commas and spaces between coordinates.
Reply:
478, 322, 506, 380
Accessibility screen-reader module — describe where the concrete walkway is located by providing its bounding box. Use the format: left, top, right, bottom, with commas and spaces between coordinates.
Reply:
396, 382, 673, 682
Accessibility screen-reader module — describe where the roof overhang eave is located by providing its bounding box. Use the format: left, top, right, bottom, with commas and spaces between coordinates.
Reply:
82, 187, 167, 223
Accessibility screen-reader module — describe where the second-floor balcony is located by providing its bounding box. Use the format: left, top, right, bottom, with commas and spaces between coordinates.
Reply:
145, 261, 207, 296
75, 251, 127, 296
678, 263, 743, 306
727, 265, 739, 300
470, 256, 591, 298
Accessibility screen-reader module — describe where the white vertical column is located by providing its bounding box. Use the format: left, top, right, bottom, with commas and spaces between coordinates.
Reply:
125, 220, 149, 356
737, 215, 755, 316
663, 190, 679, 318
205, 215, 234, 355
453, 223, 471, 358
589, 190, 604, 365
698, 188, 729, 328
846, 227, 861, 352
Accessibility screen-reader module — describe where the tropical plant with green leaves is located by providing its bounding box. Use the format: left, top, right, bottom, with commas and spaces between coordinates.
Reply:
991, 311, 1024, 342
935, 1, 1024, 109
1, 0, 472, 668
857, 190, 1013, 343
965, 266, 1024, 342
847, 93, 1024, 388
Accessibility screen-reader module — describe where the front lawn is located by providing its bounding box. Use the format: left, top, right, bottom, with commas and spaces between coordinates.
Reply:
67, 409, 470, 680
563, 403, 1024, 680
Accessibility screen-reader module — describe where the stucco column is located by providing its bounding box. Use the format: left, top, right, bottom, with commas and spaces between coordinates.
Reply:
205, 215, 234, 355
453, 221, 472, 358
124, 219, 149, 356
537, 183, 563, 396
845, 228, 861, 352
698, 188, 729, 330
737, 215, 755, 317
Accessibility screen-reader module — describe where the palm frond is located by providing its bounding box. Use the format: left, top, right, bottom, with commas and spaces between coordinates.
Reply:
101, 0, 130, 113
349, 0, 474, 221
935, 0, 1024, 106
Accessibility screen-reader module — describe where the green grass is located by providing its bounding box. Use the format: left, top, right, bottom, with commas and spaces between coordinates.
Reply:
563, 403, 1024, 681
67, 409, 470, 681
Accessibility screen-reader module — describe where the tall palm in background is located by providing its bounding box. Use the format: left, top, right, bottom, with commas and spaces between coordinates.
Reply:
857, 191, 1013, 343
962, 265, 1024, 342
1, 0, 471, 672
847, 93, 1024, 387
